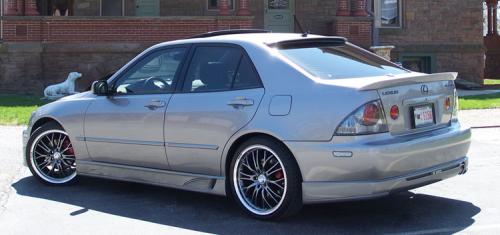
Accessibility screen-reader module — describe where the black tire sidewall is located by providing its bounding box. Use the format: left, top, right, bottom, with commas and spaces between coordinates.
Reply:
26, 122, 76, 186
228, 136, 302, 220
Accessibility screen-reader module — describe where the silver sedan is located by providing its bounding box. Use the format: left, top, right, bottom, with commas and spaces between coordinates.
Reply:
23, 30, 471, 219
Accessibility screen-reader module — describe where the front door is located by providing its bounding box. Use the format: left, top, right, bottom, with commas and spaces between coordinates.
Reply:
264, 0, 295, 33
164, 44, 265, 176
84, 47, 188, 169
136, 0, 160, 16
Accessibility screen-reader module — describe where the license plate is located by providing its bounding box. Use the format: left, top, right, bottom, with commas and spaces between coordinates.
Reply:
412, 104, 435, 128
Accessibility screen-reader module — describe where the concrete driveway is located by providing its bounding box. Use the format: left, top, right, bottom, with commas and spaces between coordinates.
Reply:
0, 113, 499, 234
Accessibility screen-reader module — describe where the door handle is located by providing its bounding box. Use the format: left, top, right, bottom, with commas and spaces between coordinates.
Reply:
144, 100, 166, 110
227, 97, 254, 107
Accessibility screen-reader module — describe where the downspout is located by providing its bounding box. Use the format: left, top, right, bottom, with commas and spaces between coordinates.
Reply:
366, 0, 379, 46
1, 0, 4, 43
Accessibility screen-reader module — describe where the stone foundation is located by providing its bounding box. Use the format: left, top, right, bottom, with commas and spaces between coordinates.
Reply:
0, 42, 147, 94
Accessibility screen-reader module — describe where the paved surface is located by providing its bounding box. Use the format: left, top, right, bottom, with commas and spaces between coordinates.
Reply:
459, 109, 500, 128
0, 114, 499, 234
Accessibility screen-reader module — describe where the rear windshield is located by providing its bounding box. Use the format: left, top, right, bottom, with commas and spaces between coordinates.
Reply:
277, 44, 408, 79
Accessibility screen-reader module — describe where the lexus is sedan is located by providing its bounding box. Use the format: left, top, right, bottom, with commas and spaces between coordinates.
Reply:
23, 30, 471, 219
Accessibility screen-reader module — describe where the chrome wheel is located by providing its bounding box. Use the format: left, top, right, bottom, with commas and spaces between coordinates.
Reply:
30, 130, 76, 184
233, 145, 287, 216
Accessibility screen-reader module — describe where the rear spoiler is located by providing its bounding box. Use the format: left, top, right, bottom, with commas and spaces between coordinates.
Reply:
358, 72, 458, 91
267, 37, 347, 49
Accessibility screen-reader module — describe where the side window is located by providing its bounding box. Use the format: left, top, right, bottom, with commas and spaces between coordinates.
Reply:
232, 55, 262, 90
183, 46, 242, 92
114, 47, 186, 95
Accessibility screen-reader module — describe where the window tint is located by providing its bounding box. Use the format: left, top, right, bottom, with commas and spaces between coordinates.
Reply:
183, 47, 242, 92
233, 56, 261, 90
278, 44, 408, 80
114, 47, 186, 95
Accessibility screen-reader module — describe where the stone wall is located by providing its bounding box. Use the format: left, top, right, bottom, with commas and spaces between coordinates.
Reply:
0, 43, 146, 94
379, 0, 485, 83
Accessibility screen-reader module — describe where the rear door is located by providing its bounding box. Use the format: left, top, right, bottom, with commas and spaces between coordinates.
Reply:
164, 44, 264, 175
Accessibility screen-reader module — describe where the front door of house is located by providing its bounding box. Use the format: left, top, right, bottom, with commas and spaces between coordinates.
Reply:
136, 0, 160, 16
264, 0, 295, 33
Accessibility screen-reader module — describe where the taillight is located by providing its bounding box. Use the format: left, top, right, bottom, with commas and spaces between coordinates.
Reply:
452, 92, 459, 122
362, 103, 381, 125
335, 100, 388, 136
390, 105, 399, 120
445, 96, 451, 111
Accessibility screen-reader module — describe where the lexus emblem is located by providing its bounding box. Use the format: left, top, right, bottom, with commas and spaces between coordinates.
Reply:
421, 85, 429, 94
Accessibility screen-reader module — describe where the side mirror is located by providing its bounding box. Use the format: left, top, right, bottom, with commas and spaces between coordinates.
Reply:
91, 80, 111, 96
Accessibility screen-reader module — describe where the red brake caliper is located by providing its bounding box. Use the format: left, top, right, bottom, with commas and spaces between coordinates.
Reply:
274, 170, 283, 180
63, 139, 74, 155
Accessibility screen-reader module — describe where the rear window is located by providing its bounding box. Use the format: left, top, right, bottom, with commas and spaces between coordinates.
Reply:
277, 44, 408, 79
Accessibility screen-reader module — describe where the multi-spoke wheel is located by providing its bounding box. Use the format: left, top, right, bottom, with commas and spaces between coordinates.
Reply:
26, 122, 77, 185
229, 137, 302, 219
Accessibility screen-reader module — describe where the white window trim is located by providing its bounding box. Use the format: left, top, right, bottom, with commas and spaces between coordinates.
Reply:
206, 0, 236, 11
100, 0, 125, 16
374, 0, 403, 29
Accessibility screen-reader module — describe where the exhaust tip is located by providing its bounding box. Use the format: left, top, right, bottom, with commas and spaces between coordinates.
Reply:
459, 162, 467, 175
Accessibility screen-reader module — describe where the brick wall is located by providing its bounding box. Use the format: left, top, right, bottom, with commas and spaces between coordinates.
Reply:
333, 16, 372, 48
295, 0, 338, 35
0, 16, 254, 94
379, 0, 485, 83
2, 16, 254, 43
0, 42, 147, 93
485, 36, 500, 79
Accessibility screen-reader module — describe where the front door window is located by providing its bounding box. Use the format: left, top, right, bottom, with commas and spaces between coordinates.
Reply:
114, 48, 187, 95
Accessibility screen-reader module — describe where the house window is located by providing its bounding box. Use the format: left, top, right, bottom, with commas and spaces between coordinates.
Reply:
376, 0, 403, 28
35, 0, 75, 16
101, 0, 124, 16
400, 55, 433, 74
207, 0, 235, 11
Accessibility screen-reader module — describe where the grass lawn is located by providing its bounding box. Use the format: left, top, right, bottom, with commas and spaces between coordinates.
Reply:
459, 92, 500, 110
484, 79, 500, 85
0, 95, 49, 125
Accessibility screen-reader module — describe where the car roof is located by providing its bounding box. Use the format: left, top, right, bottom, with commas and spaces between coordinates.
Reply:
152, 33, 340, 49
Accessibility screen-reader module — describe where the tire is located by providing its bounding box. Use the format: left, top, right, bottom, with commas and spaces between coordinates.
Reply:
229, 136, 302, 219
26, 122, 77, 185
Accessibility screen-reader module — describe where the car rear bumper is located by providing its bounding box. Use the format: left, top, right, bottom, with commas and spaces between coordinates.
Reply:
301, 157, 467, 204
284, 122, 471, 204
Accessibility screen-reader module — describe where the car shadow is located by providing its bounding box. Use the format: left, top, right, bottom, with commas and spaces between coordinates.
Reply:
12, 176, 480, 234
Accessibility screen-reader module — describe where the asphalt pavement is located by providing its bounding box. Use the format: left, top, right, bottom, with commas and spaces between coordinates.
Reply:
0, 114, 499, 234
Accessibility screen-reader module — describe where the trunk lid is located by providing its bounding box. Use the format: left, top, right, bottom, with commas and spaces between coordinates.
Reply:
373, 73, 457, 135
323, 72, 457, 135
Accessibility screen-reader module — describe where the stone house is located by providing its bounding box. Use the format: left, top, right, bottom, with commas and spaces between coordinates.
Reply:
0, 0, 491, 93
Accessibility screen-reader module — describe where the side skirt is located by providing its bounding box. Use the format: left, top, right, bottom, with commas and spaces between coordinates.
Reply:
77, 160, 226, 196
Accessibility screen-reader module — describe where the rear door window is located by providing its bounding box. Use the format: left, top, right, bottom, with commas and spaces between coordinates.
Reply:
183, 45, 262, 92
232, 55, 262, 90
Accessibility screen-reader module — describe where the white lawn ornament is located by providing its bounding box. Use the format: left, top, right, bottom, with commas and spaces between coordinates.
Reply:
44, 72, 82, 100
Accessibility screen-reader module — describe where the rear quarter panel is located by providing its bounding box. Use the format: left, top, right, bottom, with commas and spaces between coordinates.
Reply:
238, 41, 380, 142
